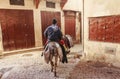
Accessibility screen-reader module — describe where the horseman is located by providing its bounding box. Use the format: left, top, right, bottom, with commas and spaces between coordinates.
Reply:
44, 18, 68, 63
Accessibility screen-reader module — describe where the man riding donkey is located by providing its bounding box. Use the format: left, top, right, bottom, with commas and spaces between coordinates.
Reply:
42, 18, 68, 63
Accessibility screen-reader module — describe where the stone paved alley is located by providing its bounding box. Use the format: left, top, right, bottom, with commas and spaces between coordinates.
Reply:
0, 44, 120, 79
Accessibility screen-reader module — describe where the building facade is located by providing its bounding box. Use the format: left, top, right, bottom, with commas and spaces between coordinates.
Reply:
83, 0, 120, 67
0, 0, 81, 55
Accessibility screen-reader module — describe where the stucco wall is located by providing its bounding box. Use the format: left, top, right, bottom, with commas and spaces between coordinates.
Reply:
63, 0, 82, 11
84, 0, 120, 67
76, 12, 81, 42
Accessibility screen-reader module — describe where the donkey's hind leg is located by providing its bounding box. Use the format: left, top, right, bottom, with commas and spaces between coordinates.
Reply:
50, 61, 54, 72
54, 55, 58, 77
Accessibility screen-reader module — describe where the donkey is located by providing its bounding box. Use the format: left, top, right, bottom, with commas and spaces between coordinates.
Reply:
43, 42, 63, 77
42, 35, 73, 77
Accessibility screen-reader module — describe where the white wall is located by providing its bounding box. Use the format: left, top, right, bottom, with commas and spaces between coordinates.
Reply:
63, 0, 82, 11
84, 0, 120, 67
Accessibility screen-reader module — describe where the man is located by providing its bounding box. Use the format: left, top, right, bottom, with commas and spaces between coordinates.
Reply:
44, 19, 62, 42
44, 19, 68, 63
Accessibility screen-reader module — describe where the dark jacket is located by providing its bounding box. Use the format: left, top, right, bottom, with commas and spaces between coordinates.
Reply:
44, 24, 62, 42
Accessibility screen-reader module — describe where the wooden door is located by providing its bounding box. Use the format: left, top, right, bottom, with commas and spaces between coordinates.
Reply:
64, 11, 76, 41
0, 9, 9, 51
89, 17, 98, 41
25, 10, 35, 48
41, 11, 61, 45
6, 10, 19, 50
0, 9, 35, 51
14, 10, 26, 50
97, 17, 106, 41
114, 16, 120, 43
105, 16, 114, 42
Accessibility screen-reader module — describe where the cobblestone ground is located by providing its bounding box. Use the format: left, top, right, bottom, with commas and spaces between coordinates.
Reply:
68, 61, 120, 79
0, 44, 82, 79
0, 44, 120, 79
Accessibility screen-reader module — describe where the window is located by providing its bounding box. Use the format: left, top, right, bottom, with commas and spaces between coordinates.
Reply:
46, 1, 55, 8
10, 0, 24, 6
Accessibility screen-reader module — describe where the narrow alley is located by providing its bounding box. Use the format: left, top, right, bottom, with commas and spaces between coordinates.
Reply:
0, 44, 120, 79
